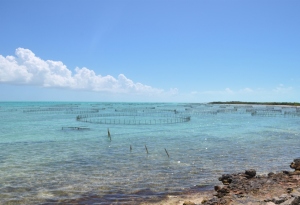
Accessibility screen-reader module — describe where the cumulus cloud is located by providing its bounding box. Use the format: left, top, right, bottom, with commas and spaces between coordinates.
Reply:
0, 48, 163, 94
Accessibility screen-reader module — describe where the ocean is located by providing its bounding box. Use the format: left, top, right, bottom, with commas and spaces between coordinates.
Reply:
0, 102, 299, 204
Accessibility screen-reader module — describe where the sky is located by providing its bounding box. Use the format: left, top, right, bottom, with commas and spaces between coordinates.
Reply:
0, 0, 299, 102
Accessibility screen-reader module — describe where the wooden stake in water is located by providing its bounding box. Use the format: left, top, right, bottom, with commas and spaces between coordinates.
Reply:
130, 145, 132, 152
164, 148, 170, 158
145, 145, 148, 154
107, 128, 111, 141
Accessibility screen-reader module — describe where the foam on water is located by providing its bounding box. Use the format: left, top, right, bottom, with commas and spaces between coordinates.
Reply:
0, 102, 299, 204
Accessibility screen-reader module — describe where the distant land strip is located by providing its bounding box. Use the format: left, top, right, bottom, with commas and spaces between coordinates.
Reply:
209, 101, 300, 106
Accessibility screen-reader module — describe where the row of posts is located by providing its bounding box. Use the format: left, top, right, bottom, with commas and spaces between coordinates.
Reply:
107, 128, 170, 158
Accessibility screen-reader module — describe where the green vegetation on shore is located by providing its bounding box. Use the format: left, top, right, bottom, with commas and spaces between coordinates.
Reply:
209, 101, 300, 106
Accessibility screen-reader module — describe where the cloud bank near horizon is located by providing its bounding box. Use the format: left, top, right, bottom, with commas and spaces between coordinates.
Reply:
0, 48, 297, 102
0, 48, 164, 95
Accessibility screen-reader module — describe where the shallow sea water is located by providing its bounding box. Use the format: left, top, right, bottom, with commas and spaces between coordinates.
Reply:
0, 102, 299, 204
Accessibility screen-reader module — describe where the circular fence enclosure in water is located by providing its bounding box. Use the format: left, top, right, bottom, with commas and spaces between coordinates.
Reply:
76, 111, 191, 125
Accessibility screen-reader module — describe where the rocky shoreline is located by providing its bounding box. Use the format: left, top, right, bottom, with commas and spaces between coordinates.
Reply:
201, 158, 300, 205
143, 158, 300, 205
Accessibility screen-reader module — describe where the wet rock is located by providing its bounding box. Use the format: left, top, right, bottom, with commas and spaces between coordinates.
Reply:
290, 158, 300, 171
202, 196, 230, 205
235, 193, 244, 198
268, 172, 275, 177
291, 189, 300, 197
218, 174, 233, 185
245, 169, 256, 179
202, 197, 218, 205
280, 196, 300, 205
290, 196, 300, 205
264, 198, 272, 202
215, 187, 230, 198
214, 186, 221, 191
272, 194, 289, 204
219, 197, 230, 205
272, 197, 285, 204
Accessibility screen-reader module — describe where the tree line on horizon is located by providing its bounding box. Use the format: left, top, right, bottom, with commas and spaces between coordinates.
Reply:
209, 101, 300, 106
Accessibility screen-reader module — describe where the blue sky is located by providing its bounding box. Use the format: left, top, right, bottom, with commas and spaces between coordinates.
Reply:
0, 0, 299, 102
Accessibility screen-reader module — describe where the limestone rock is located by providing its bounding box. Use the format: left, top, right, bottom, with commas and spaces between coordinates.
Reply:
215, 187, 230, 198
280, 196, 300, 205
245, 169, 256, 179
214, 185, 221, 191
202, 160, 300, 205
290, 196, 300, 205
272, 194, 289, 204
218, 174, 233, 185
290, 158, 300, 171
268, 172, 275, 177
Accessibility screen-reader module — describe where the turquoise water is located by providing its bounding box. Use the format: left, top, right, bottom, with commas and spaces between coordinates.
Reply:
0, 102, 299, 204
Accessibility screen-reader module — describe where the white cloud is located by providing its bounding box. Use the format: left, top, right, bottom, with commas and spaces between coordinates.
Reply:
240, 88, 253, 93
0, 48, 163, 94
0, 54, 32, 83
273, 84, 293, 93
168, 88, 179, 95
225, 88, 234, 94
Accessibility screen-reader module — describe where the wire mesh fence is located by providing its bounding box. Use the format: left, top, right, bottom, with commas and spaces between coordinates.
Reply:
23, 108, 99, 114
76, 112, 191, 125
